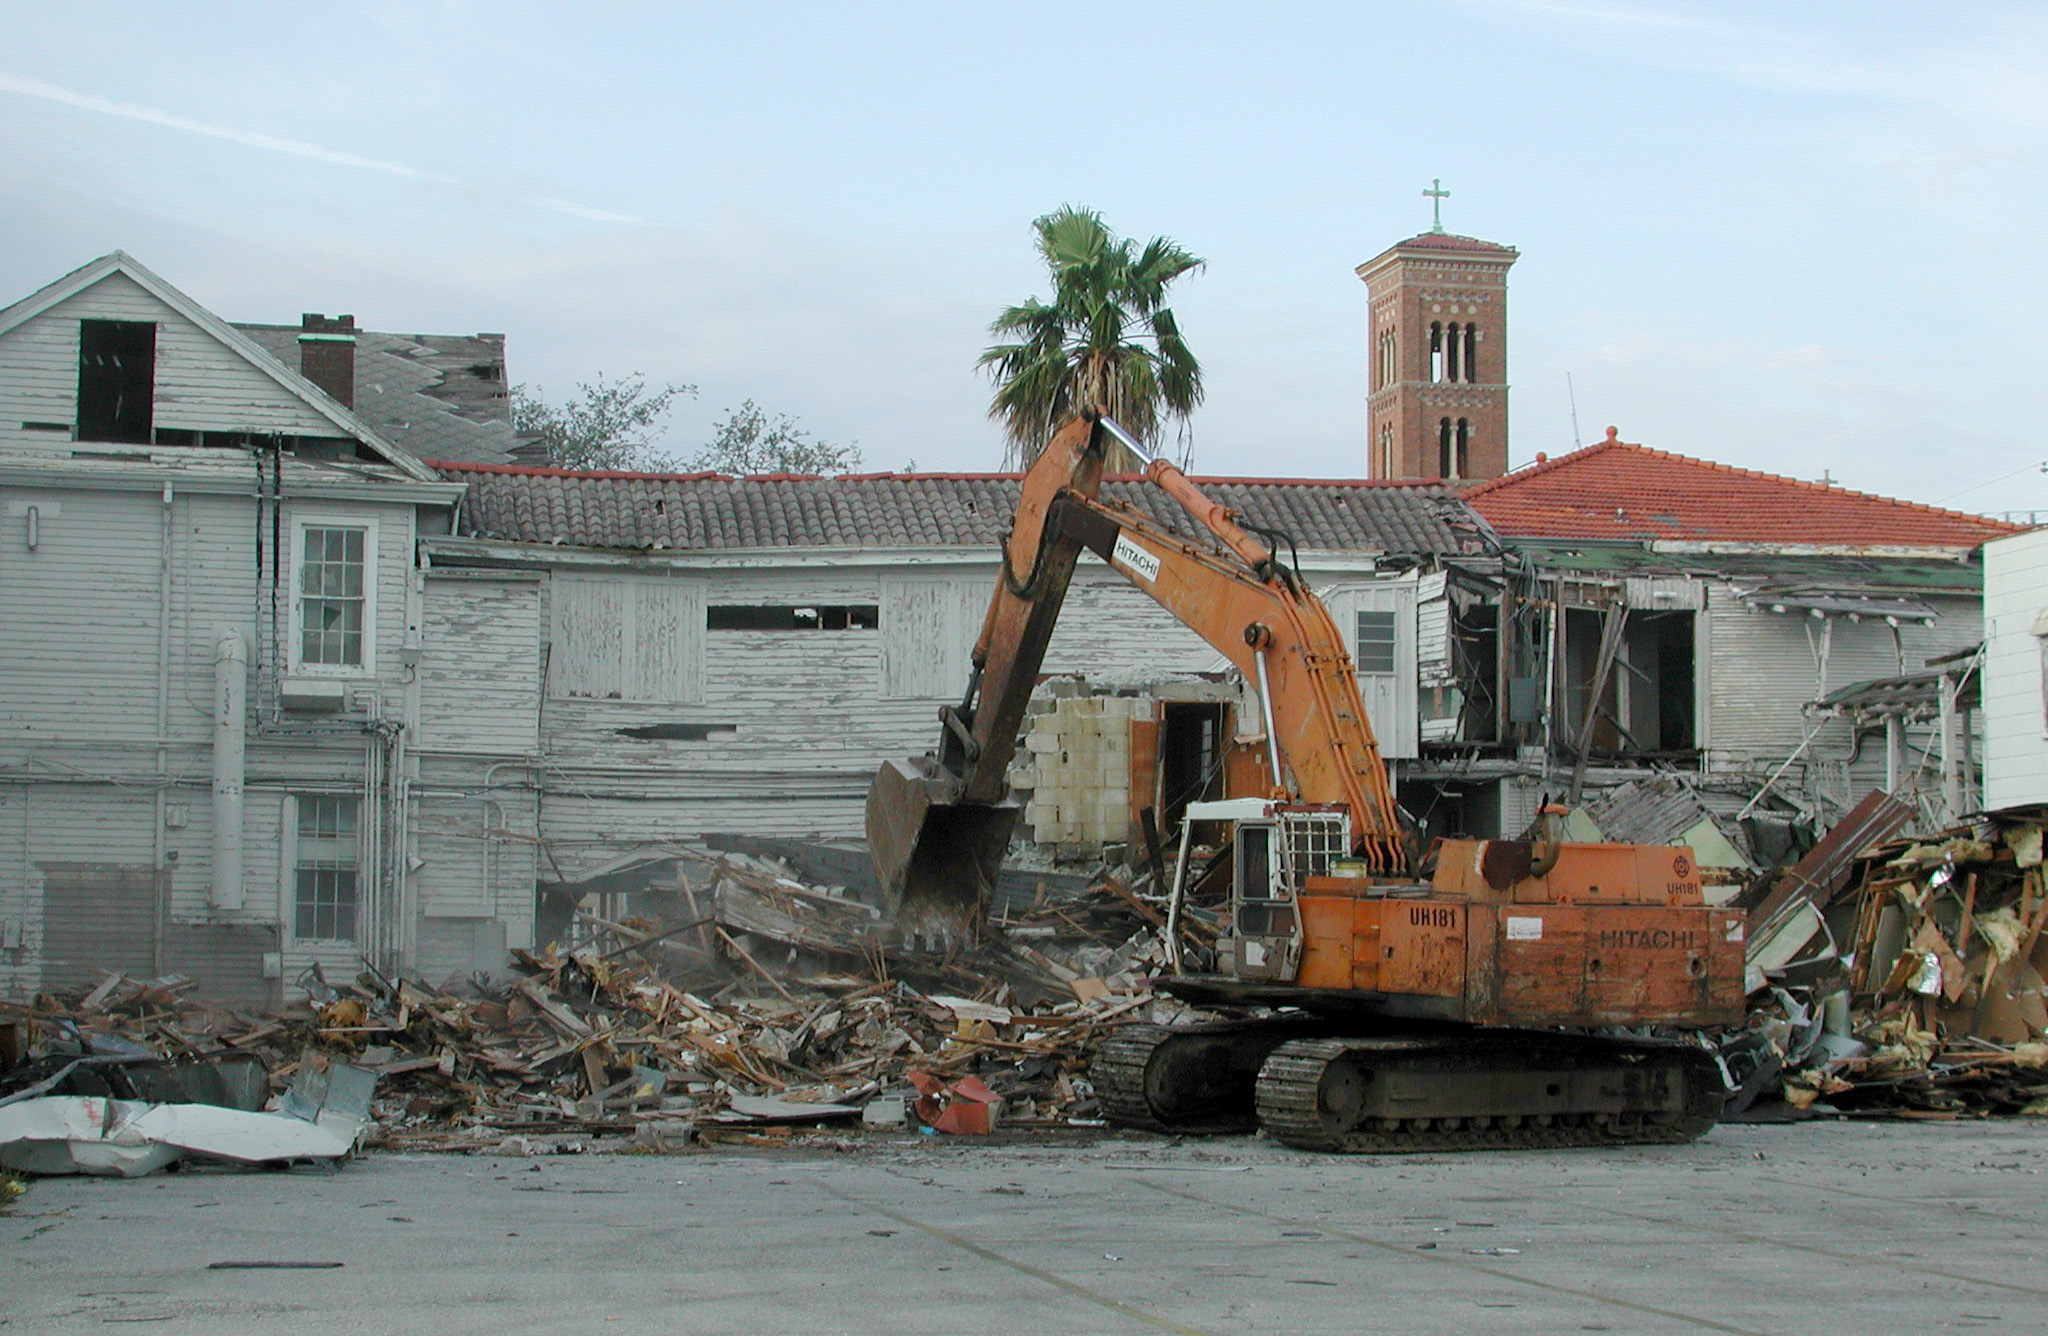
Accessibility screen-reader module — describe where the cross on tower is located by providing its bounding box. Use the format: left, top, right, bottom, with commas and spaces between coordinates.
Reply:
1423, 178, 1450, 234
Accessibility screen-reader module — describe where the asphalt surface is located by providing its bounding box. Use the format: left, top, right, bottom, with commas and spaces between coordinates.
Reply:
3, 1119, 2044, 1334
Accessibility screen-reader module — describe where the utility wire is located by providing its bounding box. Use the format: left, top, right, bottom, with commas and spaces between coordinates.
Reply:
1935, 460, 2047, 504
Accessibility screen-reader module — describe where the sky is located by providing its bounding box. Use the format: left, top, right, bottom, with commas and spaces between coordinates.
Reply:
1, 1, 2044, 514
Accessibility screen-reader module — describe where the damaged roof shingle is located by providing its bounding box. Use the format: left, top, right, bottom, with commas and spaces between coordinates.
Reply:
434, 464, 1486, 557
237, 325, 524, 465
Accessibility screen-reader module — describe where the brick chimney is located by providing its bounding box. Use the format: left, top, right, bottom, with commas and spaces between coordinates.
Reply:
297, 313, 357, 408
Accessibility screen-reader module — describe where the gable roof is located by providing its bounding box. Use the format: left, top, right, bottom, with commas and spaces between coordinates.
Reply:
235, 324, 524, 465
0, 252, 442, 482
1464, 430, 2022, 550
435, 462, 1484, 557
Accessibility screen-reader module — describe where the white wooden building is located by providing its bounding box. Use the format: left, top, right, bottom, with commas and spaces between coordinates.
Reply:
1982, 526, 2048, 811
0, 253, 482, 1006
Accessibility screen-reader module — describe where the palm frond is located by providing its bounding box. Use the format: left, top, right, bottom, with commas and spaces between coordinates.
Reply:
984, 206, 1206, 468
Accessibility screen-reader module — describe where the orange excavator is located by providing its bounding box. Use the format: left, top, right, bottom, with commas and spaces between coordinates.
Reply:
867, 413, 1744, 1151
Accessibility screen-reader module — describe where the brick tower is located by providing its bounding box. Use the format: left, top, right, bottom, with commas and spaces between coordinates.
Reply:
1357, 206, 1518, 481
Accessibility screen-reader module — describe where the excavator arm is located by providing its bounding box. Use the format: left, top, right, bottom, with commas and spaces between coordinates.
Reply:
867, 412, 1405, 938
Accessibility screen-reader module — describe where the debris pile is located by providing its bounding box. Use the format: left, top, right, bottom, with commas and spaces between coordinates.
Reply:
2, 851, 1204, 1158
1729, 810, 2048, 1119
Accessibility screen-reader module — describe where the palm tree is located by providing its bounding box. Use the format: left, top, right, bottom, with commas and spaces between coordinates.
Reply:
979, 206, 1205, 470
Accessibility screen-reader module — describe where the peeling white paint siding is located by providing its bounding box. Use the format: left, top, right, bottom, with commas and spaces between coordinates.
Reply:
0, 265, 462, 1003
1702, 584, 1982, 811
413, 571, 541, 974
421, 574, 542, 755
1322, 576, 1420, 759
0, 272, 341, 447
1984, 529, 2048, 810
509, 548, 1407, 876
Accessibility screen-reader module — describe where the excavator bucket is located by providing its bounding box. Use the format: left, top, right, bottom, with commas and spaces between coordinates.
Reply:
866, 757, 1019, 944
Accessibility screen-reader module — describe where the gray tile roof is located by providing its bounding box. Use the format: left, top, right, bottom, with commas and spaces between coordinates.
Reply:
236, 324, 524, 465
438, 463, 1486, 556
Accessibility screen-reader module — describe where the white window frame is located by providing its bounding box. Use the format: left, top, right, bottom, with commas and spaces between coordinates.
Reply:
289, 514, 379, 677
2033, 608, 2048, 738
285, 792, 364, 945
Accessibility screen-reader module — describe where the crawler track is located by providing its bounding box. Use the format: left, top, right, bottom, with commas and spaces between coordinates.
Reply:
1254, 1034, 1722, 1153
1093, 1020, 1318, 1135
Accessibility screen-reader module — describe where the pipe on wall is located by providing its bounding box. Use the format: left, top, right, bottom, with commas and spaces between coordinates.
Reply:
210, 629, 247, 910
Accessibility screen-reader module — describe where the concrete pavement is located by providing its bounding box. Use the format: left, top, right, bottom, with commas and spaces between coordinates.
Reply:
3, 1119, 2043, 1334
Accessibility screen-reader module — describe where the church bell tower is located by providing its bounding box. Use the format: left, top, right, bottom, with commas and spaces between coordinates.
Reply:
1358, 182, 1518, 481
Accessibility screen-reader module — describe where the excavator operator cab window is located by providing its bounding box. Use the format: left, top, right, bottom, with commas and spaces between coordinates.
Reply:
1235, 822, 1280, 902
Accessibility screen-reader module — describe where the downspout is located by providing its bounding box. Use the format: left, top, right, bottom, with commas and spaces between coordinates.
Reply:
210, 630, 247, 910
154, 483, 173, 971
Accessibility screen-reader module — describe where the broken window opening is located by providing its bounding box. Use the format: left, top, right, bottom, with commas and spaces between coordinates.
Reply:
706, 604, 879, 631
293, 795, 360, 942
1562, 606, 1697, 756
1159, 702, 1227, 833
614, 722, 739, 741
75, 319, 156, 444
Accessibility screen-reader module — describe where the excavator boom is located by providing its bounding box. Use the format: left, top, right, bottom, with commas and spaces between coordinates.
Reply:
866, 412, 1403, 938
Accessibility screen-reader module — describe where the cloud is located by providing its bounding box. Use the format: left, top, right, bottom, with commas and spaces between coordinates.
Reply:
0, 72, 652, 226
0, 73, 447, 181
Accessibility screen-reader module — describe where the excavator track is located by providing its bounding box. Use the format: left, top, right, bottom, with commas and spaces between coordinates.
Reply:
1254, 1034, 1722, 1154
1095, 1020, 1319, 1135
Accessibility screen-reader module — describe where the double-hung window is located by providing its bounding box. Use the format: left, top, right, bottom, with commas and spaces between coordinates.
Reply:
293, 795, 360, 942
292, 518, 376, 673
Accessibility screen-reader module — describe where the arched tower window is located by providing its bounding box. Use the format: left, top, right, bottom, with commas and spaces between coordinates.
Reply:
1445, 322, 1463, 382
1438, 417, 1453, 476
1454, 418, 1470, 479
1429, 323, 1444, 383
1377, 422, 1394, 478
1463, 324, 1478, 382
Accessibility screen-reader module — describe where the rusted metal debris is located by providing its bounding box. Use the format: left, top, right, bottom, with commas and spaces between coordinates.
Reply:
1, 851, 1208, 1156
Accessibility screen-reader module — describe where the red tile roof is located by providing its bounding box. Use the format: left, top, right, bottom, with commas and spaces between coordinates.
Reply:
1383, 231, 1517, 255
1464, 430, 2023, 549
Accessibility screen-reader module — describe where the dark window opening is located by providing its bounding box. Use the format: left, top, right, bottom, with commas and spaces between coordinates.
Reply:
706, 604, 879, 631
21, 421, 70, 433
1445, 322, 1463, 381
76, 319, 156, 444
153, 427, 197, 446
615, 722, 739, 741
1463, 324, 1478, 382
1438, 417, 1453, 477
1624, 610, 1697, 752
1454, 418, 1470, 479
1563, 607, 1698, 756
1159, 702, 1226, 833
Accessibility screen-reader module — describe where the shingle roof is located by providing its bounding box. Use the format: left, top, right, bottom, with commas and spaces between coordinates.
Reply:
435, 463, 1484, 556
237, 324, 522, 465
1465, 430, 2021, 549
